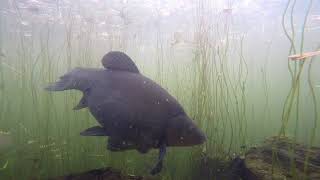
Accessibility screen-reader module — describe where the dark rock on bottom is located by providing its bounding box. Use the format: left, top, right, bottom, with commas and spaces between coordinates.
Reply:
243, 136, 320, 180
196, 136, 320, 180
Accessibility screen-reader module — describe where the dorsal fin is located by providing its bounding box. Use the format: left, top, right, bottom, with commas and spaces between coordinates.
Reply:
101, 51, 139, 73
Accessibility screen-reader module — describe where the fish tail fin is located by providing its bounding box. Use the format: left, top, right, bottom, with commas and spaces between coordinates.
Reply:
44, 79, 69, 91
45, 68, 89, 92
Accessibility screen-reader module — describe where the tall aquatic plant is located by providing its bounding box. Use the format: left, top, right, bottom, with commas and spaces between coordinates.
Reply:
279, 0, 316, 140
191, 0, 248, 159
276, 0, 318, 178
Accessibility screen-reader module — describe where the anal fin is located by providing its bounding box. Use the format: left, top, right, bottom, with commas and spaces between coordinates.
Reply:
80, 126, 109, 136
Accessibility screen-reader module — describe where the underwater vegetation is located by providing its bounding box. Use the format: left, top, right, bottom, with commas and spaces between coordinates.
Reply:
0, 0, 319, 179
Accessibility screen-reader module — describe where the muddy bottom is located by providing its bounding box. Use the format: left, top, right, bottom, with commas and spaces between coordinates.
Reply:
50, 136, 320, 180
50, 167, 156, 180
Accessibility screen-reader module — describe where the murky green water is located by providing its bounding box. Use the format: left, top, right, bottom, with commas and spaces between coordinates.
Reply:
0, 0, 319, 179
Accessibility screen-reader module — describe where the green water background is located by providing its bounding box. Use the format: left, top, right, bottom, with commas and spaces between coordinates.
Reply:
0, 0, 319, 179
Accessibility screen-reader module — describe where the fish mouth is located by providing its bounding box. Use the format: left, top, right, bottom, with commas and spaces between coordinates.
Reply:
198, 131, 207, 145
186, 130, 207, 146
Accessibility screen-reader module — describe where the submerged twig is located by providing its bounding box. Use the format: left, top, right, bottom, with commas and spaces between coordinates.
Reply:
288, 50, 320, 60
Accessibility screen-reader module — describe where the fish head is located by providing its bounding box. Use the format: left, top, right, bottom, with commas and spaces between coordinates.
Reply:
166, 114, 206, 147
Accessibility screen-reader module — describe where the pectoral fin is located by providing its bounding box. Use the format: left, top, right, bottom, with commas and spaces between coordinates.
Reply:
107, 136, 136, 151
73, 95, 87, 110
80, 126, 109, 136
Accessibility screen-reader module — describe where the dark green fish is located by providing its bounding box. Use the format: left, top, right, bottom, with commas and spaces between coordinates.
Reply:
45, 51, 206, 175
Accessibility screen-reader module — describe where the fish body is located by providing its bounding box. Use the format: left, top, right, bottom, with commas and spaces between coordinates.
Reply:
45, 51, 206, 174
